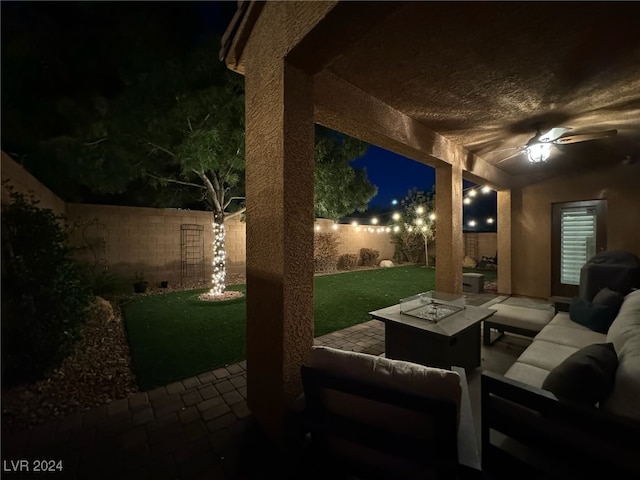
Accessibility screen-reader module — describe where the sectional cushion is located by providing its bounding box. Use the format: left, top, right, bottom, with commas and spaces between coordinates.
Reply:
592, 287, 624, 312
307, 346, 462, 409
569, 297, 618, 334
541, 343, 618, 405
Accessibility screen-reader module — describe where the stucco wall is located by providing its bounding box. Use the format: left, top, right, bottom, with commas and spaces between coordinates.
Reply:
1, 151, 66, 215
314, 218, 395, 261
511, 163, 640, 299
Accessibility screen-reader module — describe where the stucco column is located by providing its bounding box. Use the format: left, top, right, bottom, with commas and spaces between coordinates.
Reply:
497, 190, 512, 295
244, 58, 315, 442
435, 163, 463, 293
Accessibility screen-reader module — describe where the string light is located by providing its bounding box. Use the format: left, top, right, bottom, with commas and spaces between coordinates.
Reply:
463, 197, 471, 205
351, 221, 359, 227
210, 222, 227, 296
429, 213, 436, 221
415, 206, 425, 215
468, 220, 477, 227
414, 218, 424, 226
332, 223, 339, 230
315, 225, 321, 231
371, 217, 379, 225
468, 190, 477, 197
481, 186, 491, 194
487, 217, 494, 224
392, 212, 401, 221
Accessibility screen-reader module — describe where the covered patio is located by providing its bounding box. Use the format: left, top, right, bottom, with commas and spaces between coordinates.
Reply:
220, 1, 640, 442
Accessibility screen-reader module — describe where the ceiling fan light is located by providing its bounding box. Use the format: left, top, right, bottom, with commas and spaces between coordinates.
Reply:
527, 142, 551, 163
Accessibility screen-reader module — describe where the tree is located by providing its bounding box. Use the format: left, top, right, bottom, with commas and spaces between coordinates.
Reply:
4, 16, 377, 296
390, 188, 436, 266
314, 126, 377, 221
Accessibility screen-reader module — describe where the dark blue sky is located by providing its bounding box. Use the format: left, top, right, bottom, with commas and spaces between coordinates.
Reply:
352, 146, 436, 208
352, 145, 497, 231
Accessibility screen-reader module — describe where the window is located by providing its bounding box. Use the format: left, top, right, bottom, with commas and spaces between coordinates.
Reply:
551, 200, 607, 297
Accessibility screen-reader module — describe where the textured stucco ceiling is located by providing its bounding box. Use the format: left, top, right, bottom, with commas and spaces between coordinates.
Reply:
325, 2, 640, 179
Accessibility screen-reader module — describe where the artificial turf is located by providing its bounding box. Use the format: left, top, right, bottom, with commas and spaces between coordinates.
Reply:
121, 265, 496, 390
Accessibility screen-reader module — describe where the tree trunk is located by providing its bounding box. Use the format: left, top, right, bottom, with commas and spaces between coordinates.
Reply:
424, 236, 429, 268
211, 210, 227, 296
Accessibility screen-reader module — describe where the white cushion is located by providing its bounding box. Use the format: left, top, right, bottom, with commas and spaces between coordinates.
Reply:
307, 346, 461, 410
600, 337, 640, 421
607, 289, 640, 353
488, 304, 554, 332
535, 323, 606, 349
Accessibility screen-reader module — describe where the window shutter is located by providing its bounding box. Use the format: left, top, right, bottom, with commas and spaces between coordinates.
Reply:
560, 207, 597, 285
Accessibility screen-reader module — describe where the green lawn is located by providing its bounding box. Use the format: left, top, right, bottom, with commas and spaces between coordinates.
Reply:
122, 265, 496, 390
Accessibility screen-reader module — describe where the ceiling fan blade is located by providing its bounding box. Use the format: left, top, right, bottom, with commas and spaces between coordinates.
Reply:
553, 129, 617, 145
495, 149, 524, 165
539, 127, 571, 142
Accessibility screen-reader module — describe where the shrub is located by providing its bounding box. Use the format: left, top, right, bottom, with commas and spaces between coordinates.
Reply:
314, 232, 340, 273
1, 188, 92, 386
337, 253, 358, 271
78, 265, 127, 299
359, 248, 380, 267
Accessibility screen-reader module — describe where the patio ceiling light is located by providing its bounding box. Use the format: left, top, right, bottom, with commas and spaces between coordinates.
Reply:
526, 142, 551, 163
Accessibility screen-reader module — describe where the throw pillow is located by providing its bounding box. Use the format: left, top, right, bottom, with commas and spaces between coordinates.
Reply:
592, 287, 624, 312
569, 296, 618, 333
541, 343, 618, 405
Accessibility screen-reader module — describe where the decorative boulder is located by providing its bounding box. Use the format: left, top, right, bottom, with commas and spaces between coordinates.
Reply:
380, 260, 394, 268
462, 256, 477, 268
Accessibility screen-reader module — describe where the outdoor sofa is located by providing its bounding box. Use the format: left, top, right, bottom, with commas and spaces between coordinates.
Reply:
481, 286, 640, 477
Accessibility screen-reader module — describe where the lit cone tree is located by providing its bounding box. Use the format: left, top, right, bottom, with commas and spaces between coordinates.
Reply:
390, 188, 436, 267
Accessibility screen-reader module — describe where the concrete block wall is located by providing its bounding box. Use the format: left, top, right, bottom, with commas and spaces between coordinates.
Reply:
476, 232, 497, 259
314, 218, 395, 262
65, 203, 216, 287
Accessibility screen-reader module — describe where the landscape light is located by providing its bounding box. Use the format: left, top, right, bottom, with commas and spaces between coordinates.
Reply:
315, 225, 321, 231
332, 223, 338, 230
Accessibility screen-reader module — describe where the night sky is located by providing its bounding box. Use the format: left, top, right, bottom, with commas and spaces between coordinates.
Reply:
1, 1, 496, 231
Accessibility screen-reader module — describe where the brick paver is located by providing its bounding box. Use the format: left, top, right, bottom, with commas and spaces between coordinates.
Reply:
0, 320, 415, 479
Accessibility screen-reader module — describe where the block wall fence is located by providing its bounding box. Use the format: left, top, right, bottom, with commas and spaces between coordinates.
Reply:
2, 152, 496, 286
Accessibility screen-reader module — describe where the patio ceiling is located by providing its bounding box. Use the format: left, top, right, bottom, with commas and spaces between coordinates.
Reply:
225, 1, 640, 187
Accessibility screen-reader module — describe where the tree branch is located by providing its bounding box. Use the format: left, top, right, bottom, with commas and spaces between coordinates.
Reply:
224, 207, 246, 221
187, 116, 193, 132
193, 169, 223, 213
145, 173, 206, 189
223, 196, 245, 210
144, 141, 176, 158
197, 113, 211, 130
84, 137, 109, 146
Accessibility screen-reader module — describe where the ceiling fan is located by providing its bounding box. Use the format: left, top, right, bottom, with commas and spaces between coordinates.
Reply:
496, 123, 618, 164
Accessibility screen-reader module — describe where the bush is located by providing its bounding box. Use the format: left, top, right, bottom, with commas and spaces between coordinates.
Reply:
337, 253, 358, 271
78, 265, 127, 299
1, 188, 92, 386
359, 248, 380, 267
314, 232, 340, 273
